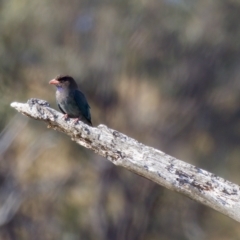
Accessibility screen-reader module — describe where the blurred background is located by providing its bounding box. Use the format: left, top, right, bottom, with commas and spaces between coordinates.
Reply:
1, 0, 240, 239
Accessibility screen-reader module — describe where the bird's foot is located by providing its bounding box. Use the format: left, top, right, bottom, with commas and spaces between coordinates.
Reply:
62, 114, 69, 120
73, 118, 80, 124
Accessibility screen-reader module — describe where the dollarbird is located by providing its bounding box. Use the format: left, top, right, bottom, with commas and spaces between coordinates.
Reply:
49, 75, 92, 126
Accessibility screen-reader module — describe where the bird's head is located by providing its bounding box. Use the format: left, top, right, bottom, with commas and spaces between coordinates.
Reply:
49, 75, 78, 90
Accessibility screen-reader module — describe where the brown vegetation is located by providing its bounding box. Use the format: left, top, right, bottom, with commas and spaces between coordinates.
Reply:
1, 0, 240, 239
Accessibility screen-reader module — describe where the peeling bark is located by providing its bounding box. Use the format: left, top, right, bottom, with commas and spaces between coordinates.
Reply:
10, 98, 240, 222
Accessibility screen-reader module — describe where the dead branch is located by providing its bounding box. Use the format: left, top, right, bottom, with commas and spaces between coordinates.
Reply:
10, 98, 240, 222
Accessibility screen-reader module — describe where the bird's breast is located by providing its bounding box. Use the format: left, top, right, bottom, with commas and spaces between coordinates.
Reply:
56, 90, 80, 117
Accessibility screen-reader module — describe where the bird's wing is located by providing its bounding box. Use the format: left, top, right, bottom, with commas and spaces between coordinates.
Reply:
58, 104, 66, 114
73, 89, 92, 124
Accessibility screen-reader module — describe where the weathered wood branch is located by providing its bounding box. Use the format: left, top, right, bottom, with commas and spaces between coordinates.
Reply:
11, 98, 240, 222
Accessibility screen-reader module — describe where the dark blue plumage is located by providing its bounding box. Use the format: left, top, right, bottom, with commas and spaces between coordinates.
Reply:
49, 75, 92, 126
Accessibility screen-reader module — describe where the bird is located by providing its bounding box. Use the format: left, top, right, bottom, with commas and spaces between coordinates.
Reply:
49, 75, 92, 126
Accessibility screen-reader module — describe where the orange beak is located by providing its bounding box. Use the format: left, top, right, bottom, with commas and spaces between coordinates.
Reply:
49, 79, 60, 85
